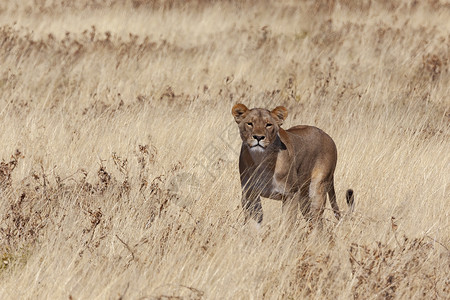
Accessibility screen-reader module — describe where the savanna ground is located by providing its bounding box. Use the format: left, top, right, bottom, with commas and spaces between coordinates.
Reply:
0, 0, 449, 299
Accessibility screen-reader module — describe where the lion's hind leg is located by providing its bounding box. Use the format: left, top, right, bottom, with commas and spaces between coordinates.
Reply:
308, 175, 329, 225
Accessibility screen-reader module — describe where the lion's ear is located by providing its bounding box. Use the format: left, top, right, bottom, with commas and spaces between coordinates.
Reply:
232, 103, 249, 124
271, 106, 288, 125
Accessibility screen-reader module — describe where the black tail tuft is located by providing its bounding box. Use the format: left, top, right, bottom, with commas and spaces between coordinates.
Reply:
346, 189, 354, 211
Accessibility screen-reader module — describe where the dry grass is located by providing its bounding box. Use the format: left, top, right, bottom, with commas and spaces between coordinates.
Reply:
0, 0, 449, 299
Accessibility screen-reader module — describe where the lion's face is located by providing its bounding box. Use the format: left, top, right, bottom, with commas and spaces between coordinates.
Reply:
232, 104, 288, 151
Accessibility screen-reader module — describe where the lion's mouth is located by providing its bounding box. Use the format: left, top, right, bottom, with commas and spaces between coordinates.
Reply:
250, 143, 266, 149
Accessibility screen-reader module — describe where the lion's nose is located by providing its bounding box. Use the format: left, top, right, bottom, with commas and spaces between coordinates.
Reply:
253, 135, 265, 142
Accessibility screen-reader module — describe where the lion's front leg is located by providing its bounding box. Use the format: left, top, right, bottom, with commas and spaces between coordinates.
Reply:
241, 189, 263, 225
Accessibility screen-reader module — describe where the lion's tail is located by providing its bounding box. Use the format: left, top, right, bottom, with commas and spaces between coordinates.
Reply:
346, 189, 355, 213
329, 185, 354, 220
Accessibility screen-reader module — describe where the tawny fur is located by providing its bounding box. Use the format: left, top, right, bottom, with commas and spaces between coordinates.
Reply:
232, 103, 354, 226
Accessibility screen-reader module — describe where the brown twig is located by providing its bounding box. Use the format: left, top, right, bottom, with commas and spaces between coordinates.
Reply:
116, 234, 136, 263
425, 235, 449, 252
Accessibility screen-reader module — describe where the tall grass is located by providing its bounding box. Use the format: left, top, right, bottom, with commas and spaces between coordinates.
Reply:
0, 1, 449, 299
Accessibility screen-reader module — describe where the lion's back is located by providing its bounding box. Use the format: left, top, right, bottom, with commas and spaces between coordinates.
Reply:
286, 125, 337, 159
286, 125, 325, 138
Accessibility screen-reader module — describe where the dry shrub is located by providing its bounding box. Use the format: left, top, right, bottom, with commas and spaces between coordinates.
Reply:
0, 150, 22, 190
349, 238, 444, 299
0, 145, 170, 267
420, 53, 448, 82
288, 250, 342, 299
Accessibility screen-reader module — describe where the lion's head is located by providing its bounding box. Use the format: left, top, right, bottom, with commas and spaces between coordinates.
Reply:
232, 103, 288, 151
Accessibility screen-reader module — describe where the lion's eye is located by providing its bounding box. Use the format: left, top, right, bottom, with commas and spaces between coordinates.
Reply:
246, 122, 253, 127
266, 123, 273, 128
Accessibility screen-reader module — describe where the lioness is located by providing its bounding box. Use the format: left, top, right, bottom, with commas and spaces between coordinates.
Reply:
232, 103, 354, 226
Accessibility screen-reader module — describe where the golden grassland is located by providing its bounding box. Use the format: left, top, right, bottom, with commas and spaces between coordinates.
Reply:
0, 0, 449, 299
